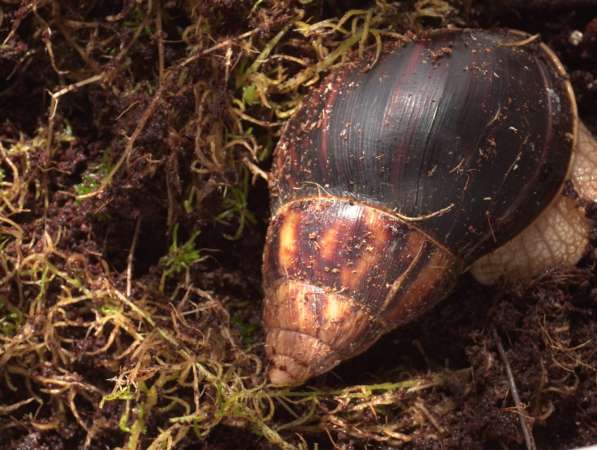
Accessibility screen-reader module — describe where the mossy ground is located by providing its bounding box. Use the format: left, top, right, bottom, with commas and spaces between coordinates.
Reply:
1, 1, 596, 449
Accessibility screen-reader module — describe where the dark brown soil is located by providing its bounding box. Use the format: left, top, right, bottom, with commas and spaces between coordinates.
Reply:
1, 1, 596, 449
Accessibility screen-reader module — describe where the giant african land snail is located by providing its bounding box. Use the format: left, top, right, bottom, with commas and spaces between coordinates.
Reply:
261, 28, 597, 386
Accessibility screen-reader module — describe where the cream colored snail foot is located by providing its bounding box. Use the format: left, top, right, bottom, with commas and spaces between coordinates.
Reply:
471, 122, 597, 285
571, 122, 597, 201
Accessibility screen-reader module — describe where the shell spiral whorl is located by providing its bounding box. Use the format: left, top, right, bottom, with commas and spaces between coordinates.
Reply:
263, 198, 460, 385
263, 28, 577, 386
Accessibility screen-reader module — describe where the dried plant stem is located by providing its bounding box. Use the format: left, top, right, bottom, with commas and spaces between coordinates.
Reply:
127, 216, 142, 298
155, 0, 165, 85
492, 327, 537, 450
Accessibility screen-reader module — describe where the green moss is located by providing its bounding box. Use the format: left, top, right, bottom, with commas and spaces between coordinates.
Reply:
159, 224, 207, 291
215, 169, 256, 240
0, 296, 23, 336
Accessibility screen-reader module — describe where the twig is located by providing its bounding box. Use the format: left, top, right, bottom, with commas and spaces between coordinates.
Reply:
103, 4, 152, 84
2, 0, 51, 47
492, 327, 537, 450
414, 400, 444, 434
0, 397, 36, 415
155, 0, 165, 85
500, 34, 540, 48
48, 74, 105, 121
127, 216, 142, 297
242, 156, 268, 182
180, 29, 258, 67
50, 0, 101, 72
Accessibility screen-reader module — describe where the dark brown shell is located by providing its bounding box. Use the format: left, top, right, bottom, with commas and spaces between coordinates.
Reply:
263, 29, 578, 386
270, 28, 577, 263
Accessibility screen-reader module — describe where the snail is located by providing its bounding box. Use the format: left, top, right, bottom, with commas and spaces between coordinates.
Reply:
262, 28, 597, 386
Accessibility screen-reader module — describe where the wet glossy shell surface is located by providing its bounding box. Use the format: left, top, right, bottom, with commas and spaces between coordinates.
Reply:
270, 29, 576, 262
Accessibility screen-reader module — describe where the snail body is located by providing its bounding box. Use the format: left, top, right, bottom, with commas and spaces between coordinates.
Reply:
263, 29, 597, 386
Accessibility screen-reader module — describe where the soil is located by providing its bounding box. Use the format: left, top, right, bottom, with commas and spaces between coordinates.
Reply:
0, 1, 596, 450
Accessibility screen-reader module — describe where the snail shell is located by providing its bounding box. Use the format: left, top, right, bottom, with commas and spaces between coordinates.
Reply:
262, 29, 584, 386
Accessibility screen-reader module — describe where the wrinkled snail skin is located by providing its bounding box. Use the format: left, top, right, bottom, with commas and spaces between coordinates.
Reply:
471, 122, 597, 284
572, 122, 597, 200
263, 28, 597, 387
